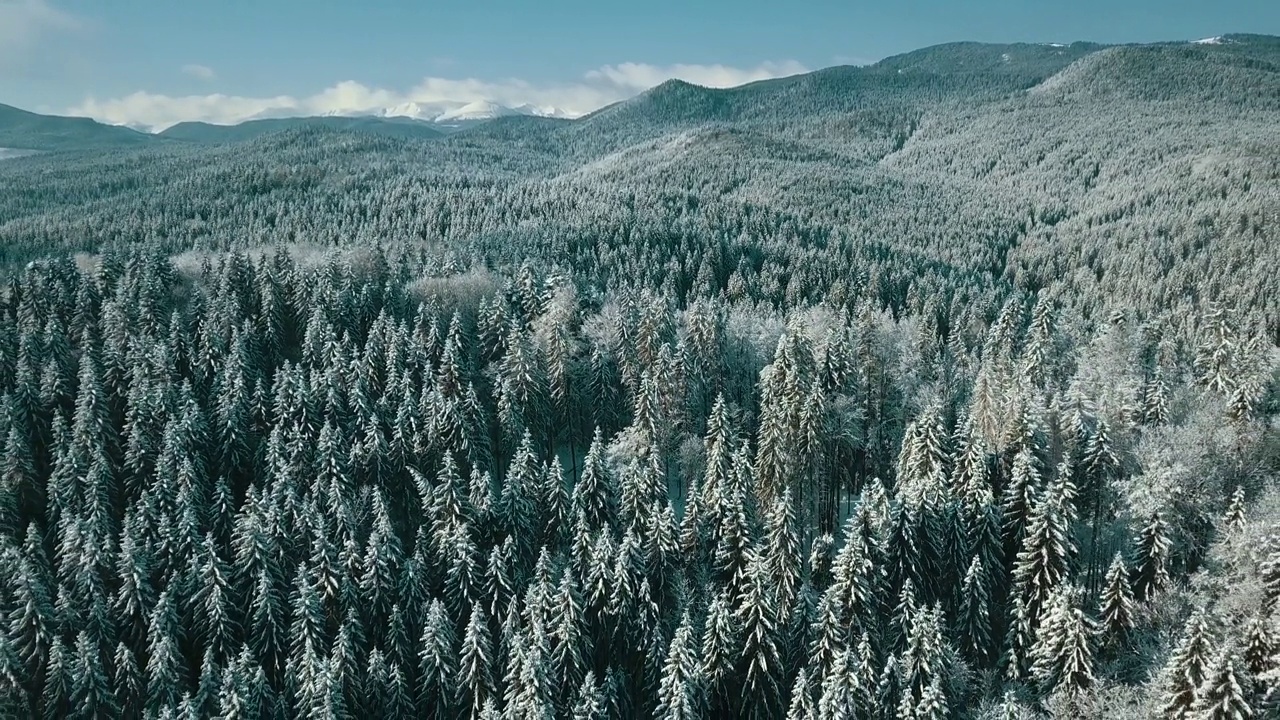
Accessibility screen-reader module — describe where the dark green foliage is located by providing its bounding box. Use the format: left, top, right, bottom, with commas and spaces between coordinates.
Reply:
0, 34, 1276, 720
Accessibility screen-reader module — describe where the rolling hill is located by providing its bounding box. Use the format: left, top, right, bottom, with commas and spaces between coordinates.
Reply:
0, 103, 156, 151
158, 115, 446, 144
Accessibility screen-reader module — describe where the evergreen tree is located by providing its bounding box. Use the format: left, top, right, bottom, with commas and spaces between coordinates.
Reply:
419, 598, 457, 717
1194, 651, 1253, 720
69, 630, 118, 719
1030, 587, 1096, 696
572, 671, 606, 720
958, 555, 992, 667
785, 668, 816, 720
1133, 513, 1173, 602
701, 589, 737, 714
1223, 486, 1247, 535
1160, 611, 1216, 720
458, 602, 494, 714
655, 611, 704, 720
1099, 553, 1135, 643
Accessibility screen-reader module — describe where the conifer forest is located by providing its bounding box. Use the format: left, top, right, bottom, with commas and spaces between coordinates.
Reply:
0, 37, 1279, 720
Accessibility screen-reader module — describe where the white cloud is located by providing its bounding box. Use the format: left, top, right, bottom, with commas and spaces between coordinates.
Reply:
0, 0, 82, 69
181, 64, 216, 81
72, 92, 301, 129
67, 60, 810, 132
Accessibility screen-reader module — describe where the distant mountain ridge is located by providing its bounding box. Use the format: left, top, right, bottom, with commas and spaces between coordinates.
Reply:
158, 115, 445, 144
0, 103, 154, 151
2, 34, 1277, 152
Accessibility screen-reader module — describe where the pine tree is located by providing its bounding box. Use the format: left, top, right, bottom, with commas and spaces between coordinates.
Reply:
737, 548, 783, 715
785, 668, 816, 720
1223, 485, 1247, 535
0, 629, 26, 718
1241, 614, 1276, 680
655, 611, 703, 720
146, 588, 187, 715
1001, 447, 1041, 547
550, 570, 586, 712
1098, 553, 1135, 643
1011, 472, 1074, 623
816, 647, 856, 720
572, 671, 606, 720
1194, 650, 1253, 720
458, 602, 494, 714
1262, 538, 1280, 609
359, 488, 403, 627
1161, 611, 1216, 719
1030, 587, 1096, 696
913, 675, 949, 720
766, 488, 803, 618
957, 555, 992, 667
112, 641, 143, 720
8, 535, 55, 697
1133, 512, 1173, 602
419, 598, 457, 717
701, 589, 737, 714
70, 630, 118, 719
568, 431, 611, 531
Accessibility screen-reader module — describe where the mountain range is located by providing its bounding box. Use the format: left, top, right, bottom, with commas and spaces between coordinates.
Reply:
1, 32, 1277, 329
3, 34, 1274, 152
0, 98, 573, 149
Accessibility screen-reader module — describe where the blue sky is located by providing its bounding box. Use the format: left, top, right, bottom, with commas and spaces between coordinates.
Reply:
1, 0, 1276, 130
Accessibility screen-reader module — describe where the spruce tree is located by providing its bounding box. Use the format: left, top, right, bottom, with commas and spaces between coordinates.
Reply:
458, 602, 494, 714
1099, 553, 1135, 643
958, 555, 992, 667
1194, 650, 1253, 720
419, 598, 457, 718
1160, 611, 1216, 719
1223, 485, 1247, 535
1133, 512, 1173, 602
655, 611, 703, 720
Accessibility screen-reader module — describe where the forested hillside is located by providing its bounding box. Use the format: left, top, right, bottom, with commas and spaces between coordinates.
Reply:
0, 35, 1277, 719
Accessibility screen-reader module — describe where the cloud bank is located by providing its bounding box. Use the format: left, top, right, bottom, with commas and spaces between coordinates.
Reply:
69, 60, 810, 132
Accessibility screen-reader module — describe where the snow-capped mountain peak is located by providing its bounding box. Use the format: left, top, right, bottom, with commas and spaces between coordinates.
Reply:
372, 100, 574, 125
378, 102, 443, 122
436, 100, 519, 122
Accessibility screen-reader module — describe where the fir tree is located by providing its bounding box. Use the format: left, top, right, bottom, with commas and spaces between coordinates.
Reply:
419, 598, 457, 718
458, 602, 494, 714
785, 668, 816, 720
1223, 486, 1247, 535
1099, 553, 1135, 643
958, 555, 992, 667
1030, 587, 1096, 696
1194, 651, 1253, 720
572, 671, 606, 720
655, 611, 704, 720
1133, 512, 1173, 602
1160, 611, 1216, 720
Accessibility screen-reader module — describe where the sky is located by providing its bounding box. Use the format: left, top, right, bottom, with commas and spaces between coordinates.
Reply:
1, 0, 1277, 131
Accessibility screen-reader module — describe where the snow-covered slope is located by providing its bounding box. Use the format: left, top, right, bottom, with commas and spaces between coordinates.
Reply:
435, 100, 520, 122
374, 100, 573, 125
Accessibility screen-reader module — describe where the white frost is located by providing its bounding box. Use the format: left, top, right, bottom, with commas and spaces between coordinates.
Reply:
0, 148, 39, 160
